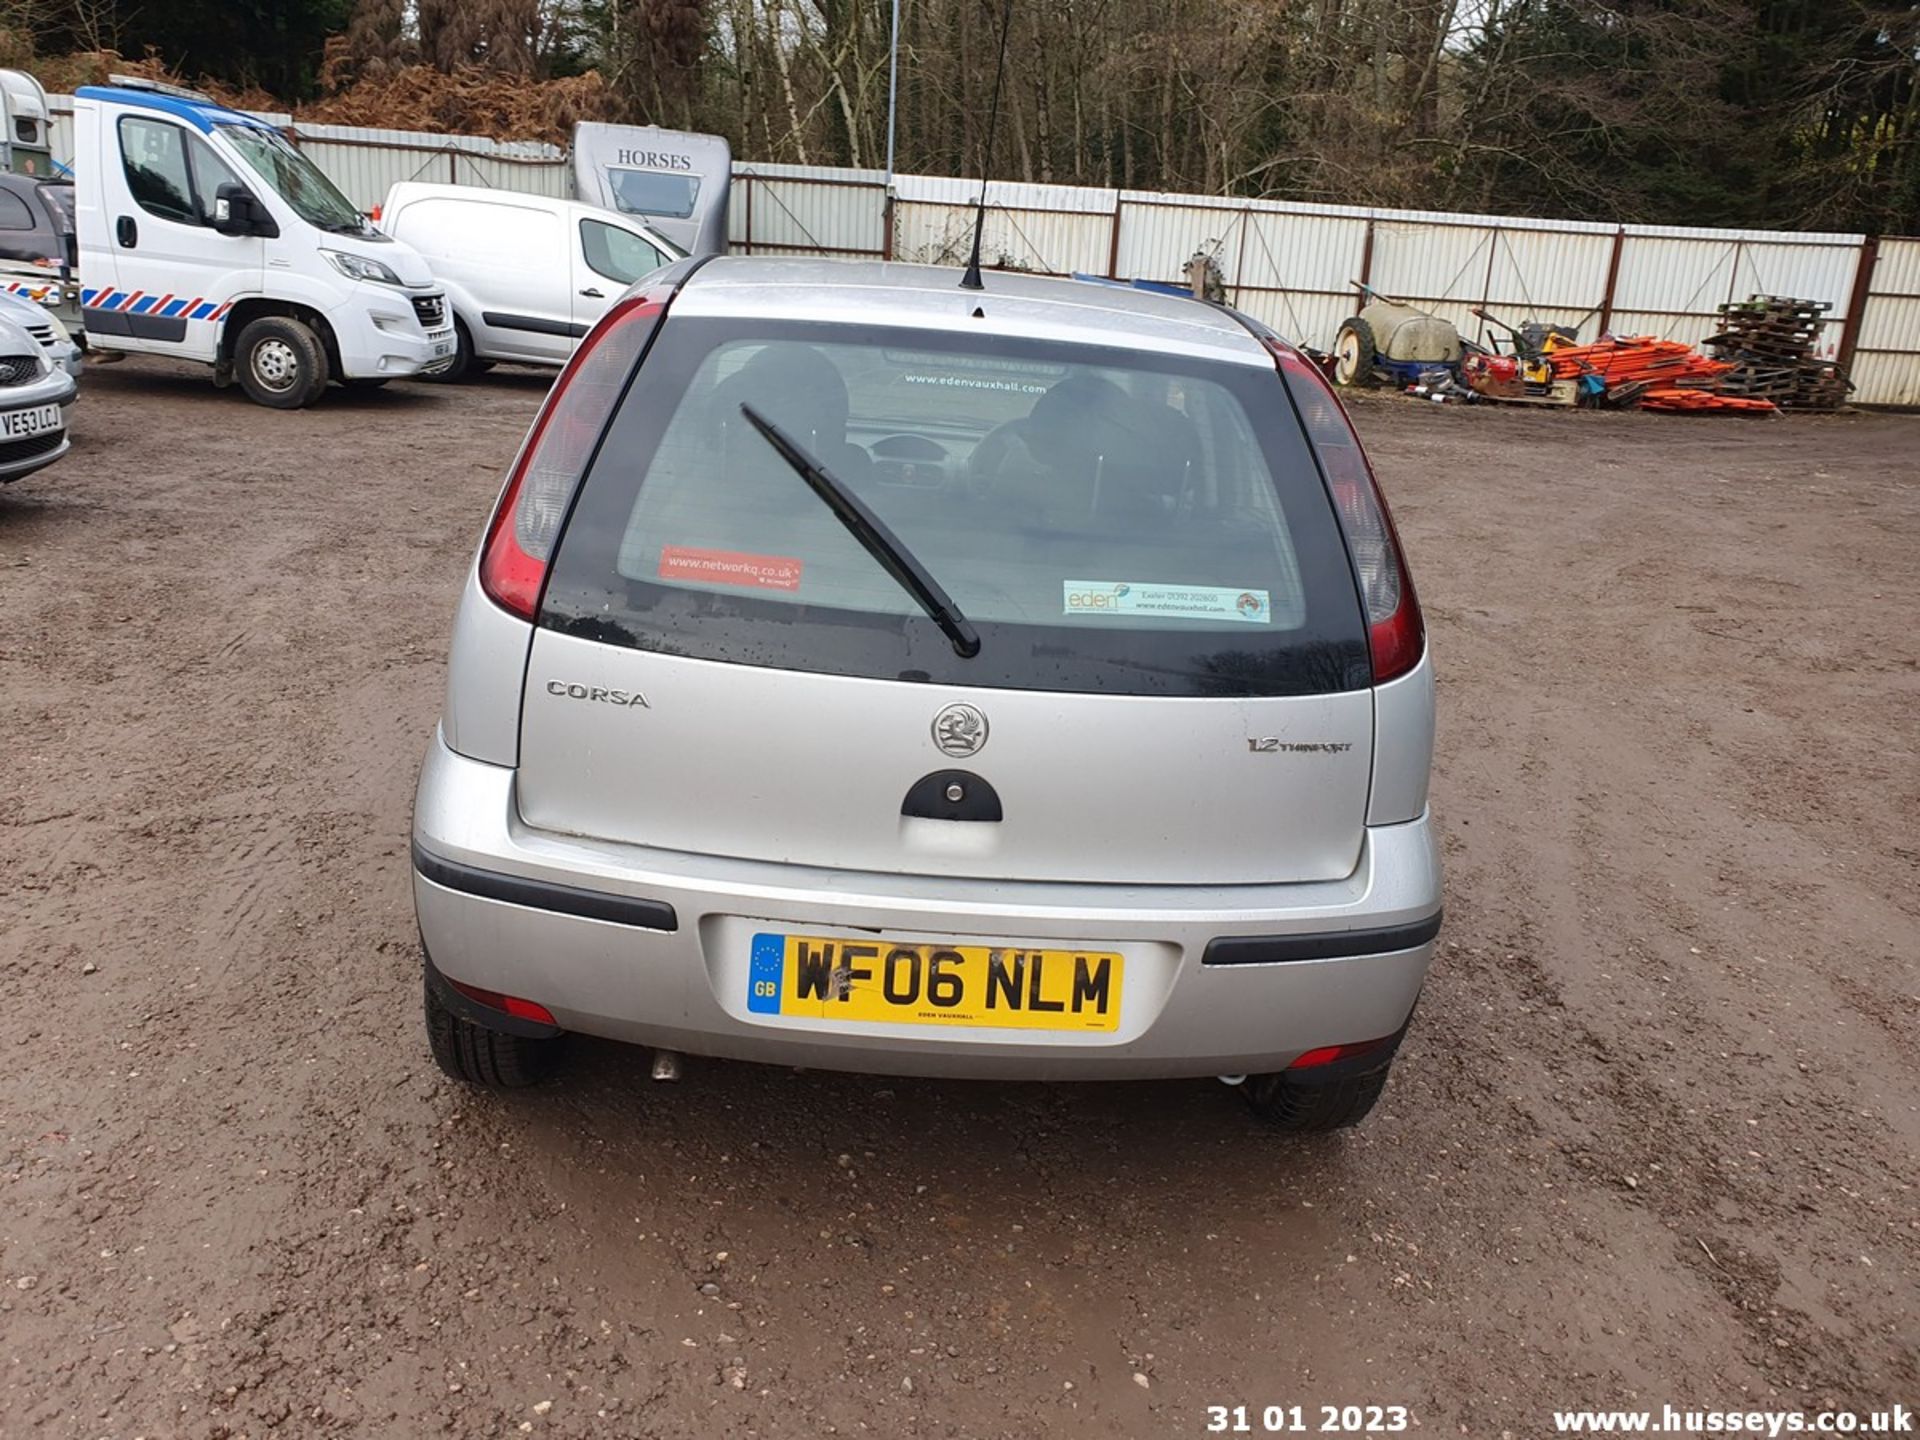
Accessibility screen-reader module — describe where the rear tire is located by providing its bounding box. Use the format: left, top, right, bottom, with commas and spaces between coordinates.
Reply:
420, 319, 479, 383
234, 315, 329, 409
1332, 317, 1377, 387
424, 977, 562, 1088
1244, 1061, 1391, 1132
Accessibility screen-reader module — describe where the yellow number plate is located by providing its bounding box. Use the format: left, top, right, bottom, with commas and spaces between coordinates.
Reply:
747, 933, 1123, 1032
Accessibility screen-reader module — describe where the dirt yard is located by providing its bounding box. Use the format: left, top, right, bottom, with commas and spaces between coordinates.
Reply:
1, 360, 1914, 1438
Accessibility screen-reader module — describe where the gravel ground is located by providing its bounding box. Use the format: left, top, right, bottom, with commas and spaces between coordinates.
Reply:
1, 360, 1915, 1438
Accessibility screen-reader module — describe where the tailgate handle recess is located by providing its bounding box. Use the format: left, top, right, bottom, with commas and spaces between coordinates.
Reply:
902, 770, 1002, 822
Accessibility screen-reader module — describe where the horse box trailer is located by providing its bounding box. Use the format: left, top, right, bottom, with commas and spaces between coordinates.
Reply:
0, 69, 55, 177
570, 123, 730, 258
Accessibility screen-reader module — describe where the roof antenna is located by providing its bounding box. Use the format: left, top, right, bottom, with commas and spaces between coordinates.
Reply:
959, 0, 1017, 291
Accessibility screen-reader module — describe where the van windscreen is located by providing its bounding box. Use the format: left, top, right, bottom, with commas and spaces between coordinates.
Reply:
218, 124, 365, 232
539, 318, 1371, 698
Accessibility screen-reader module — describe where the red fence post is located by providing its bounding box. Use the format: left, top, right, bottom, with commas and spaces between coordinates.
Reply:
1476, 226, 1500, 344
1598, 227, 1626, 336
1840, 235, 1880, 372
1231, 207, 1251, 308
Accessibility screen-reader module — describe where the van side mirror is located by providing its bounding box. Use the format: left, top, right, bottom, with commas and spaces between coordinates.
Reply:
212, 182, 278, 239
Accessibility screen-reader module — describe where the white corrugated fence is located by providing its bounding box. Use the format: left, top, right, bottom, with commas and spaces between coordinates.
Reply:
43, 95, 1920, 405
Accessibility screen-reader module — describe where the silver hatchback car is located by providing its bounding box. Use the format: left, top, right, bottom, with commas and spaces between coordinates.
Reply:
413, 257, 1440, 1131
0, 308, 77, 484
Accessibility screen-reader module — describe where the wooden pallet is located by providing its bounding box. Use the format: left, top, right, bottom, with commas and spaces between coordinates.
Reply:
1704, 295, 1851, 411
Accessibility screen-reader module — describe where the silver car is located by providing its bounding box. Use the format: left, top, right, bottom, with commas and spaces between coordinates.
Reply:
0, 289, 82, 382
413, 257, 1440, 1131
0, 308, 76, 483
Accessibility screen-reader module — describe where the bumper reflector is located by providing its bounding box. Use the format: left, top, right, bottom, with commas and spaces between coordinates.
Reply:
1287, 1036, 1393, 1070
449, 978, 557, 1027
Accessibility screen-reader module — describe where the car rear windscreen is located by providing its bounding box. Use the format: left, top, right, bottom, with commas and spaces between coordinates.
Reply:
539, 317, 1371, 697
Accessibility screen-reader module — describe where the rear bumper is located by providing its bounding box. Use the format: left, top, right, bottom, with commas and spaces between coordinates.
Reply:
411, 730, 1444, 1081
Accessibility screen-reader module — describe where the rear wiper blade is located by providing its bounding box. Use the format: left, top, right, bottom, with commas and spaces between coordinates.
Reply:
739, 403, 981, 659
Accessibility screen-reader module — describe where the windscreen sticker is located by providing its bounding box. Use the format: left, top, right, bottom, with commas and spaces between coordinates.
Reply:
659, 545, 803, 591
902, 372, 1049, 397
1062, 581, 1272, 624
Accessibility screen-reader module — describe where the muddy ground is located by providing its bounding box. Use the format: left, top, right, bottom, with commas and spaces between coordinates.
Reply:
1, 361, 1914, 1439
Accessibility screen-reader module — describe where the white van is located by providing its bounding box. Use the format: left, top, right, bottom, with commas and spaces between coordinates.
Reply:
73, 80, 455, 408
378, 183, 684, 378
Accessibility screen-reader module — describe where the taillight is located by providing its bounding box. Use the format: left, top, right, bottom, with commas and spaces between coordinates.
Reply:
478, 291, 668, 620
1266, 338, 1425, 683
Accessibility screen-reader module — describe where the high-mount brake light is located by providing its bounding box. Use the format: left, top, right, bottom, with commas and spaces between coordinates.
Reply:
479, 291, 668, 620
1263, 338, 1426, 684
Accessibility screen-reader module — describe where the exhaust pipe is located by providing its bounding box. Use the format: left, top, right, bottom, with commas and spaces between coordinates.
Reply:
650, 1049, 683, 1082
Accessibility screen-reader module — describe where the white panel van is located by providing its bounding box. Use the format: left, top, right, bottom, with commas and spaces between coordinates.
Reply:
378, 183, 684, 378
73, 80, 454, 407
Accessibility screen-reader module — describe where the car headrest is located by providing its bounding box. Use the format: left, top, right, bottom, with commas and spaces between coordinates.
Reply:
1027, 372, 1197, 504
711, 343, 850, 443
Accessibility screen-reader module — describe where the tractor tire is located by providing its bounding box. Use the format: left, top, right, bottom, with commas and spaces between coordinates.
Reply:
1332, 317, 1377, 387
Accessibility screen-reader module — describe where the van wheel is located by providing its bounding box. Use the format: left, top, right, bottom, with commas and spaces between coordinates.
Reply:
1243, 1061, 1392, 1132
422, 320, 478, 383
235, 316, 329, 408
424, 977, 561, 1089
